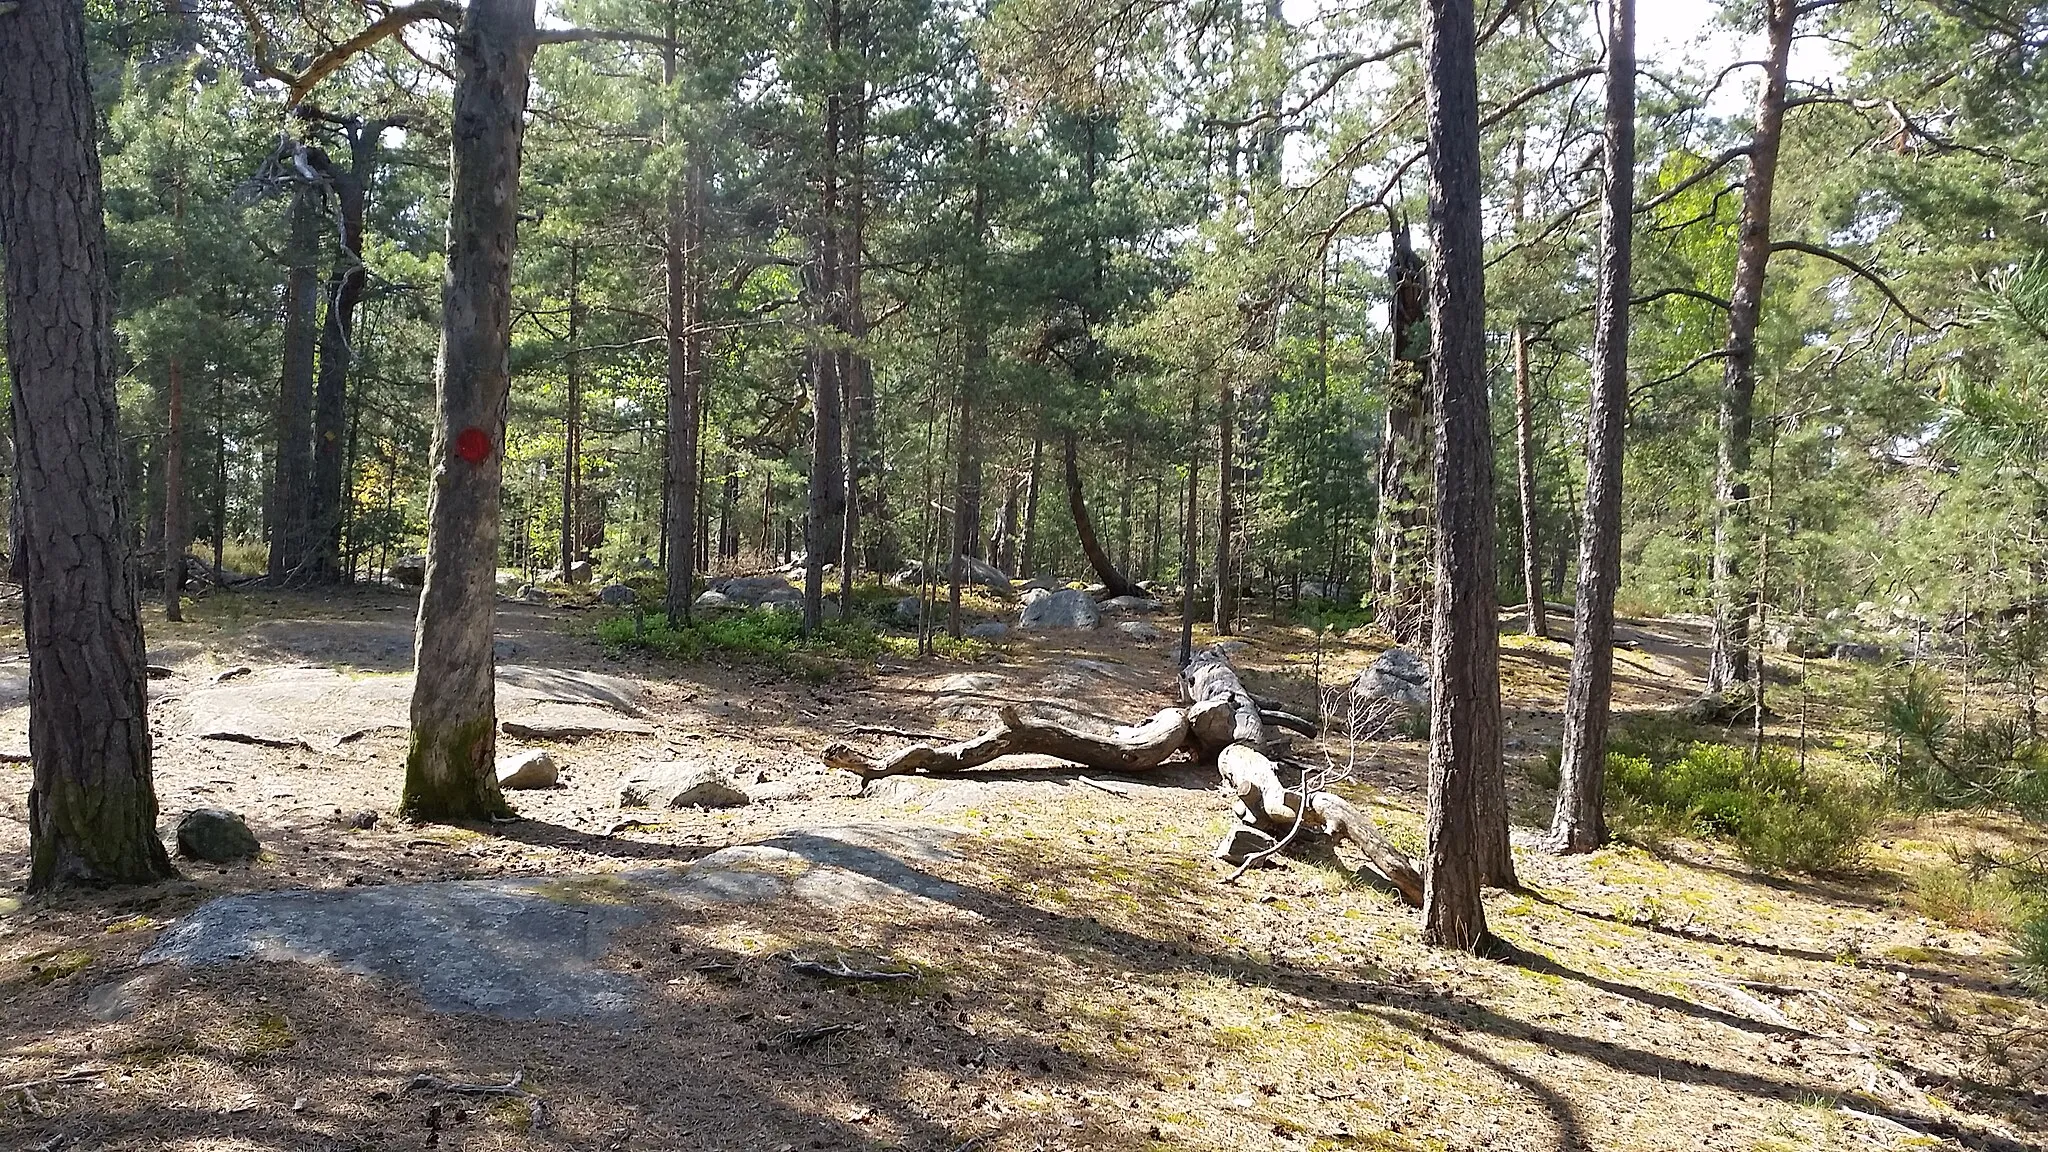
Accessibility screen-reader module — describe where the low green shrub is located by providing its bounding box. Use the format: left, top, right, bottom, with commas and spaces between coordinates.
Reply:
1879, 668, 2048, 814
1291, 596, 1375, 634
596, 609, 883, 679
1539, 718, 1878, 873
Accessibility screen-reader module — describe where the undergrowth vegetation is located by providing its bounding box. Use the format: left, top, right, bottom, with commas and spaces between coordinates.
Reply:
1537, 714, 1878, 874
597, 605, 995, 677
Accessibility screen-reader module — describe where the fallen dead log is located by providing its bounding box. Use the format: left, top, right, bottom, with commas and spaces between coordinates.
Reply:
1217, 742, 1424, 907
826, 645, 1424, 909
822, 704, 1190, 780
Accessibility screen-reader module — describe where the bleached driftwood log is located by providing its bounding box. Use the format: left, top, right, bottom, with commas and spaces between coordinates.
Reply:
825, 646, 1424, 908
823, 705, 1190, 780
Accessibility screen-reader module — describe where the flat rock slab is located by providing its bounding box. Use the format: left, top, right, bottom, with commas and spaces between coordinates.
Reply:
184, 665, 646, 747
142, 878, 643, 1019
651, 824, 970, 914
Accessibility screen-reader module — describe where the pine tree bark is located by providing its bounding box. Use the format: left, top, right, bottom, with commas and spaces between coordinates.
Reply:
1550, 0, 1636, 854
311, 124, 375, 582
2, 0, 176, 888
1177, 387, 1202, 667
1373, 225, 1432, 646
402, 0, 537, 822
269, 177, 320, 581
839, 80, 873, 613
802, 0, 848, 635
1420, 0, 1507, 948
1512, 323, 1547, 637
950, 389, 976, 640
1707, 0, 1795, 695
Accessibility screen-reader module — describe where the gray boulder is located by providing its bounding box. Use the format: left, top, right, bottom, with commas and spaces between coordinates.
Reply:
176, 808, 259, 863
387, 555, 428, 587
1832, 641, 1887, 663
1102, 595, 1163, 614
618, 762, 750, 809
1117, 620, 1163, 642
496, 750, 559, 790
597, 584, 638, 607
519, 585, 549, 605
1357, 648, 1431, 711
967, 621, 1008, 640
1021, 588, 1102, 631
715, 574, 802, 607
898, 556, 1014, 594
693, 589, 737, 613
1019, 576, 1060, 593
895, 595, 924, 624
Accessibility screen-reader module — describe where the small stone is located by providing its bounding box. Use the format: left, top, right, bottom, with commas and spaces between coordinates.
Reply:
1215, 825, 1278, 865
618, 762, 750, 809
597, 584, 638, 606
496, 750, 559, 790
176, 808, 259, 863
1117, 620, 1162, 642
694, 589, 736, 612
966, 621, 1007, 639
345, 809, 379, 830
520, 585, 549, 605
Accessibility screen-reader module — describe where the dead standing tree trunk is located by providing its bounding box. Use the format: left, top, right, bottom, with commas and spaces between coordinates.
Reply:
402, 0, 538, 822
1373, 224, 1431, 646
1, 0, 177, 888
310, 118, 377, 583
1707, 0, 1795, 696
1549, 0, 1635, 854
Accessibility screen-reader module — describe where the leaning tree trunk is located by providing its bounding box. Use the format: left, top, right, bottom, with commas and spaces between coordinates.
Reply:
1177, 385, 1202, 666
1063, 429, 1144, 599
1420, 0, 1509, 949
269, 176, 320, 582
402, 0, 537, 822
1018, 424, 1043, 576
1373, 224, 1432, 646
1550, 0, 1635, 855
1707, 0, 1795, 695
1, 0, 177, 888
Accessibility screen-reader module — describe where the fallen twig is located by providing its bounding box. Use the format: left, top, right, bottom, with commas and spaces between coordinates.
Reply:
781, 955, 917, 982
775, 1021, 866, 1047
401, 1070, 547, 1126
1, 1066, 106, 1094
1075, 776, 1132, 796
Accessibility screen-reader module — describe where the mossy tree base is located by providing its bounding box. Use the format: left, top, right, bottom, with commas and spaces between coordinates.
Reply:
401, 717, 512, 823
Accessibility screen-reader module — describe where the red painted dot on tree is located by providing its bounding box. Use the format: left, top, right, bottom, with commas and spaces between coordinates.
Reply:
454, 427, 493, 464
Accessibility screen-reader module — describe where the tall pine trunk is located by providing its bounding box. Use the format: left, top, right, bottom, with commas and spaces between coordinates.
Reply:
402, 0, 537, 822
270, 176, 319, 581
562, 242, 582, 584
1512, 323, 1547, 637
1420, 0, 1510, 949
1213, 382, 1236, 633
1550, 0, 1636, 854
165, 354, 186, 621
662, 32, 703, 623
1018, 426, 1043, 576
1707, 0, 1795, 695
2, 0, 176, 888
803, 0, 848, 634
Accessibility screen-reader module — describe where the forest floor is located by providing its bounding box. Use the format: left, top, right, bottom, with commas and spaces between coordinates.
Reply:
2, 582, 2046, 1152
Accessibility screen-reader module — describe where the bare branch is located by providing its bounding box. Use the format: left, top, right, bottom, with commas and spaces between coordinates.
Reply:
1770, 240, 1956, 330
286, 1, 461, 109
